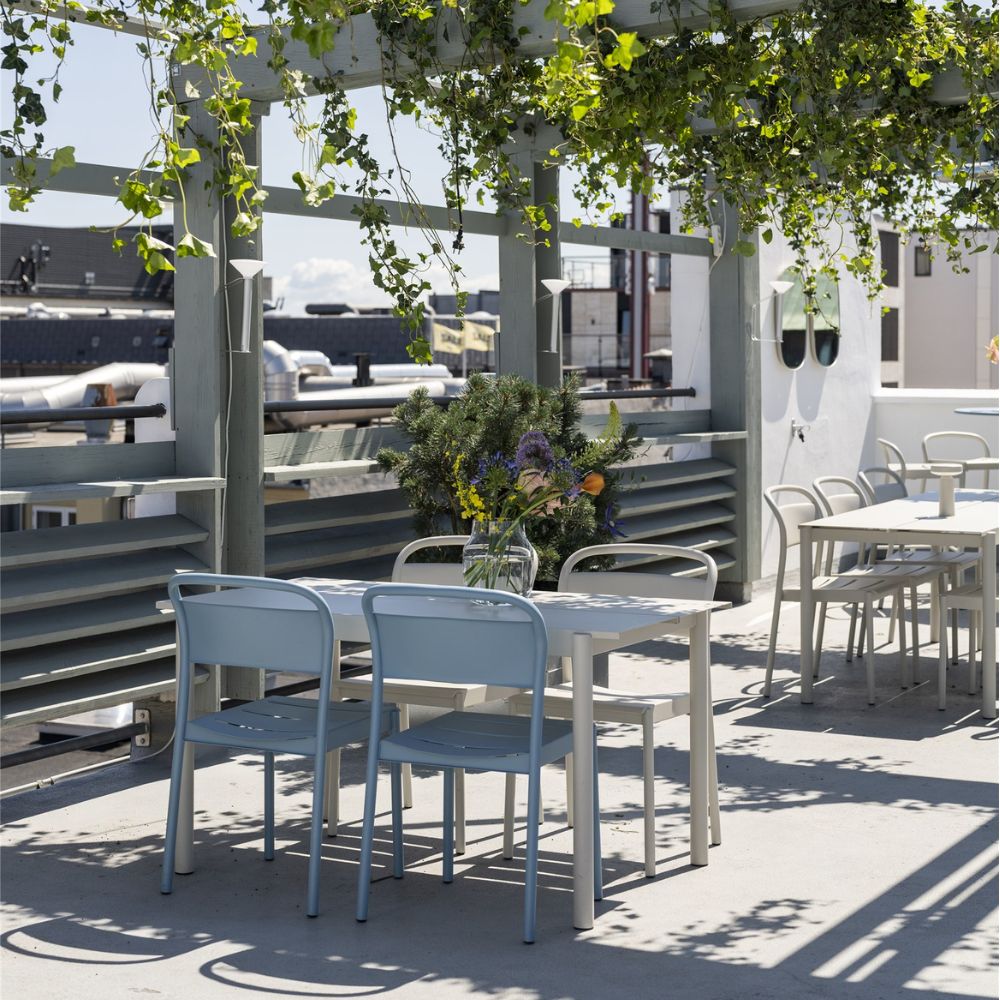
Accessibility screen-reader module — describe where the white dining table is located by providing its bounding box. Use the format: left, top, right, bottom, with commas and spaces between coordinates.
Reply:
799, 490, 999, 718
165, 578, 726, 931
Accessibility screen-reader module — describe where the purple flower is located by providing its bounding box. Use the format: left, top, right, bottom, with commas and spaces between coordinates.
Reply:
603, 504, 626, 539
472, 451, 517, 485
515, 431, 554, 471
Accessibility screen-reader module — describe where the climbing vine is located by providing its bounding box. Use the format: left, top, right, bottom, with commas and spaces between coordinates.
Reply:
2, 1, 996, 358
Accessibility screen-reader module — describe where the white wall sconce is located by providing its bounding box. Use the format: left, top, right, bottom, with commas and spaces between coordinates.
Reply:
769, 278, 795, 343
539, 278, 570, 353
229, 258, 266, 353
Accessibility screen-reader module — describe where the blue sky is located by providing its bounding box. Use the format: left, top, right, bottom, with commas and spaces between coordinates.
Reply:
1, 22, 632, 314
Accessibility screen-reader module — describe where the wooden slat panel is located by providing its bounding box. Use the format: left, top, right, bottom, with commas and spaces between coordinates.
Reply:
643, 430, 748, 447
263, 426, 409, 468
1, 441, 175, 487
265, 520, 414, 574
1, 662, 208, 728
1, 549, 206, 611
1, 625, 177, 692
1, 515, 208, 568
618, 481, 737, 517
622, 505, 736, 541
1, 590, 174, 652
618, 458, 736, 489
579, 408, 711, 437
265, 491, 408, 536
0, 476, 225, 506
264, 459, 383, 482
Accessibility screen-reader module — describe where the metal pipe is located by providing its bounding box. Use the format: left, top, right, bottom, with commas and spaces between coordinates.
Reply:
0, 721, 147, 769
0, 403, 167, 425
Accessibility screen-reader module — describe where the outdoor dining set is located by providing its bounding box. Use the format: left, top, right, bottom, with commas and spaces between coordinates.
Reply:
155, 434, 998, 945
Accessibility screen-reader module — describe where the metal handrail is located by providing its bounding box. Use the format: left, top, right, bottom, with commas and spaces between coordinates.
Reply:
263, 385, 696, 415
0, 403, 167, 425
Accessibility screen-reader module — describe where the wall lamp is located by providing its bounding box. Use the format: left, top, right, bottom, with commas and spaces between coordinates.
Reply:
229, 258, 266, 353
539, 278, 570, 353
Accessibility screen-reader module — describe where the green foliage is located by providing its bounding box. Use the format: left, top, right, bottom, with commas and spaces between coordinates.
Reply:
377, 373, 640, 581
1, 0, 996, 332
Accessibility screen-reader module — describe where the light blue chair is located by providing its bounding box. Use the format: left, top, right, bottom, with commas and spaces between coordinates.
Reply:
356, 583, 601, 944
162, 573, 397, 917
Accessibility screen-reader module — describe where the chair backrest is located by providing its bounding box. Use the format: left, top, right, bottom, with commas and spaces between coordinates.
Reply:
168, 573, 336, 677
392, 535, 469, 585
392, 534, 539, 585
922, 431, 991, 463
763, 485, 820, 553
812, 476, 869, 517
558, 543, 717, 601
858, 467, 908, 504
362, 583, 548, 692
877, 438, 906, 472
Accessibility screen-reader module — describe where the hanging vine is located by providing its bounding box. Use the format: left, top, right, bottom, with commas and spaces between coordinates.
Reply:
2, 0, 996, 359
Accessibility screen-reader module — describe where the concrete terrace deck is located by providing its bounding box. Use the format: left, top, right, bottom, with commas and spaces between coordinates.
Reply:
2, 585, 997, 1000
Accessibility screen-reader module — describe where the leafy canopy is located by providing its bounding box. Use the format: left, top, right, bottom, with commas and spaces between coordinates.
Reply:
3, 1, 996, 356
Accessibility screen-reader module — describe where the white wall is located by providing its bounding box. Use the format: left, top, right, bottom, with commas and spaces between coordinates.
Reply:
873, 388, 999, 477
758, 235, 883, 579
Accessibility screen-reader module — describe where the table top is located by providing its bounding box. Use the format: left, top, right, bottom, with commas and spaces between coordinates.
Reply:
161, 578, 726, 652
804, 489, 999, 539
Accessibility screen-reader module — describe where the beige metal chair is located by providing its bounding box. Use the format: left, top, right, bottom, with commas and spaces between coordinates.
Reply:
505, 543, 721, 877
327, 535, 522, 854
937, 583, 996, 709
763, 485, 908, 704
922, 431, 998, 489
877, 438, 934, 492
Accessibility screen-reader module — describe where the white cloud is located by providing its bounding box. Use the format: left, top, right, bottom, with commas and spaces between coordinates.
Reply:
272, 256, 500, 315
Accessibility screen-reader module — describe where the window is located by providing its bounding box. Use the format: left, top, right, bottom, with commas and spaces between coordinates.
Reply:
879, 230, 900, 287
811, 273, 840, 368
914, 245, 932, 277
32, 506, 76, 529
881, 308, 899, 362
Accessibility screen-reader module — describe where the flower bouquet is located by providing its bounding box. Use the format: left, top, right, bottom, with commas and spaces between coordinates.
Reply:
377, 372, 641, 585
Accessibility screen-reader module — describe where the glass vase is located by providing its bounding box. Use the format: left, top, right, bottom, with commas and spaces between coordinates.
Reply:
462, 520, 537, 597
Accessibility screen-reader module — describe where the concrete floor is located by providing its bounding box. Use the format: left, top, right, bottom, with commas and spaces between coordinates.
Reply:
2, 588, 997, 1000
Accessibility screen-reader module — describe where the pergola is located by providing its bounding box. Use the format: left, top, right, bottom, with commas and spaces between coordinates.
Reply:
1, 0, 983, 717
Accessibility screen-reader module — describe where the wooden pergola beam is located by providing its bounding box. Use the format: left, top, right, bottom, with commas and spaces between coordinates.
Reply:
176, 1, 804, 103
0, 155, 714, 256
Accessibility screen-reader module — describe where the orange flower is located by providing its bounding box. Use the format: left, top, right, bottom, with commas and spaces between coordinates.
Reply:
580, 471, 605, 496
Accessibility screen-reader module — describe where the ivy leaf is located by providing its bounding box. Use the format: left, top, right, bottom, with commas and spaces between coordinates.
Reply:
175, 233, 216, 258
761, 229, 773, 245
48, 144, 75, 177
143, 250, 175, 275
734, 240, 756, 257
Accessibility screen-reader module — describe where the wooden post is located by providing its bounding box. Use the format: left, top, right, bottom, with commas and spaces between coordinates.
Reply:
534, 161, 562, 388
709, 198, 762, 601
172, 100, 225, 713
220, 110, 267, 700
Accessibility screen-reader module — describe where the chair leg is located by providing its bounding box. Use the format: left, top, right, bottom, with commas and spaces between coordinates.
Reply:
856, 604, 867, 659
324, 749, 340, 838
264, 752, 275, 862
390, 761, 404, 879
399, 705, 413, 809
708, 709, 722, 847
887, 593, 898, 645
161, 737, 190, 895
355, 744, 381, 923
455, 769, 467, 855
968, 609, 980, 694
763, 595, 782, 697
306, 748, 327, 917
909, 584, 920, 686
813, 602, 827, 677
938, 602, 948, 710
565, 755, 574, 828
865, 599, 877, 705
593, 735, 602, 901
523, 766, 541, 944
846, 603, 858, 663
642, 714, 655, 877
442, 768, 454, 884
502, 773, 516, 859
